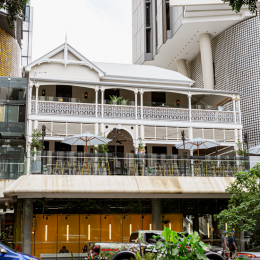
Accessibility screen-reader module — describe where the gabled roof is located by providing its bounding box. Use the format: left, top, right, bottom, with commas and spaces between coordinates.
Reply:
25, 40, 194, 86
25, 41, 105, 77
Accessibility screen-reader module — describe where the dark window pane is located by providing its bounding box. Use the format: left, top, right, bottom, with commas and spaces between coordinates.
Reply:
56, 85, 72, 98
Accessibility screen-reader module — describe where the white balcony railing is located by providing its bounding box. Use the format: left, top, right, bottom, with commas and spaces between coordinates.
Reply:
31, 100, 239, 124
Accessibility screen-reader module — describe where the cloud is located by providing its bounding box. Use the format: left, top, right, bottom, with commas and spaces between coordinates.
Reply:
30, 0, 132, 64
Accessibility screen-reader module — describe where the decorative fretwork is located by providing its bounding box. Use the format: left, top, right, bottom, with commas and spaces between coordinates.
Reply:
103, 104, 137, 119
32, 101, 237, 124
143, 107, 189, 121
33, 101, 96, 117
191, 109, 235, 123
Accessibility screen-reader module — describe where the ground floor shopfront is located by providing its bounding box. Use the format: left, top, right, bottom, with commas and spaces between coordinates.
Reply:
5, 198, 230, 259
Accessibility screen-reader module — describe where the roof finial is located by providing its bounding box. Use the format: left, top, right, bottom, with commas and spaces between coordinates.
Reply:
65, 32, 67, 43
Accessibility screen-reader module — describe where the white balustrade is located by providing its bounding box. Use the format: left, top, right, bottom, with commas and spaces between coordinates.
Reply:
32, 101, 237, 124
103, 104, 139, 119
191, 109, 235, 123
143, 107, 190, 121
32, 101, 96, 117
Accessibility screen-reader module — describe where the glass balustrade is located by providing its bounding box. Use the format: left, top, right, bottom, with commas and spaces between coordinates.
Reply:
26, 152, 248, 177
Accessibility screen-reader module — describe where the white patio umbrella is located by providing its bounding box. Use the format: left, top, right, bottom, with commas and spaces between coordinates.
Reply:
62, 132, 112, 159
248, 145, 260, 155
175, 137, 220, 156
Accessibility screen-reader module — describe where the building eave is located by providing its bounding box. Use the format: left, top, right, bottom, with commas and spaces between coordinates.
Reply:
3, 175, 233, 199
31, 77, 240, 96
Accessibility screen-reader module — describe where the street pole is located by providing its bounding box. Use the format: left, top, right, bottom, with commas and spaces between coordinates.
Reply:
181, 130, 186, 176
243, 132, 249, 170
41, 125, 46, 174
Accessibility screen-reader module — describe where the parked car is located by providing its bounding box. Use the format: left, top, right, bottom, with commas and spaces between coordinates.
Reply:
0, 242, 39, 260
89, 230, 225, 260
236, 246, 260, 259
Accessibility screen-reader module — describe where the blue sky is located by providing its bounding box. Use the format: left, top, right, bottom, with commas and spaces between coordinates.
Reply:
30, 0, 132, 64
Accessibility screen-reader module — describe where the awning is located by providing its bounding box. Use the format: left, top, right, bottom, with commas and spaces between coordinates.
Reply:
3, 175, 234, 199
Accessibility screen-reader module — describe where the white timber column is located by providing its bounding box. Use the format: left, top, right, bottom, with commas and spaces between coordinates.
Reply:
134, 88, 138, 120
140, 88, 144, 119
35, 82, 39, 115
27, 120, 33, 175
188, 92, 192, 122
28, 81, 33, 114
232, 95, 237, 124
101, 123, 105, 134
199, 33, 214, 90
240, 129, 243, 143
101, 86, 104, 118
34, 120, 38, 130
95, 86, 99, 118
237, 95, 242, 125
176, 59, 189, 77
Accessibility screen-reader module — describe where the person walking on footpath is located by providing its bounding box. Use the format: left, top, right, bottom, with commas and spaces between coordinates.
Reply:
229, 231, 238, 260
221, 231, 230, 260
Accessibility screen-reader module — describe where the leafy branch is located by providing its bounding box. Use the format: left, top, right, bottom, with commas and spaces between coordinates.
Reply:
153, 227, 209, 260
214, 163, 260, 232
29, 129, 44, 152
236, 139, 247, 157
0, 0, 29, 29
222, 0, 258, 13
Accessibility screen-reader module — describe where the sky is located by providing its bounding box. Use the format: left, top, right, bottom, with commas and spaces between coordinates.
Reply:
30, 0, 132, 64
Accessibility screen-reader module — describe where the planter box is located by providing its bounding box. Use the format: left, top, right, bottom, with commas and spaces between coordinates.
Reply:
31, 160, 41, 174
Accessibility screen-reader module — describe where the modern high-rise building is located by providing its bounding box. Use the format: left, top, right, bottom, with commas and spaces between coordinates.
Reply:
132, 0, 260, 148
0, 0, 33, 246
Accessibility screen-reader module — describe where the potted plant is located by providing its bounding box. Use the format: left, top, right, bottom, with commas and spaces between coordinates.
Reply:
121, 98, 129, 105
29, 129, 45, 174
138, 137, 144, 152
94, 133, 109, 174
109, 95, 122, 105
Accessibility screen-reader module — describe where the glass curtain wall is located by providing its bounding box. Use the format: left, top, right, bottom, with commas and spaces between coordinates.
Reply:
0, 77, 27, 179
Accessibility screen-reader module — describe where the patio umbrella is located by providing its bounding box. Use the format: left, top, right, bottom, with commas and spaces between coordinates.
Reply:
248, 145, 260, 155
175, 137, 220, 156
62, 132, 112, 158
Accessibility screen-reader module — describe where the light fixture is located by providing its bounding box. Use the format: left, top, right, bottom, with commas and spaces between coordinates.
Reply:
84, 92, 88, 99
149, 224, 152, 231
109, 224, 111, 240
88, 224, 90, 240
188, 223, 190, 234
65, 215, 70, 220
45, 225, 48, 241
67, 225, 69, 241
207, 223, 210, 238
86, 215, 90, 219
130, 224, 132, 236
42, 90, 45, 96
169, 223, 171, 230
176, 100, 180, 106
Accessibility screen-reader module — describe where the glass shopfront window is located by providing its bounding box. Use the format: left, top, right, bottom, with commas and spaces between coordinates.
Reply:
27, 198, 229, 259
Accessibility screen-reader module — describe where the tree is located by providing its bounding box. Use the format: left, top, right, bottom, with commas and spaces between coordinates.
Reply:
222, 0, 258, 13
214, 164, 260, 232
0, 0, 29, 29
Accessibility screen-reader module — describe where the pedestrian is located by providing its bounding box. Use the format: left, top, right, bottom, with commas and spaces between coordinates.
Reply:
221, 231, 230, 260
228, 231, 238, 260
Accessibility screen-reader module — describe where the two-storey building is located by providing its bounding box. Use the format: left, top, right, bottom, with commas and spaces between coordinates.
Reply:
0, 40, 245, 258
